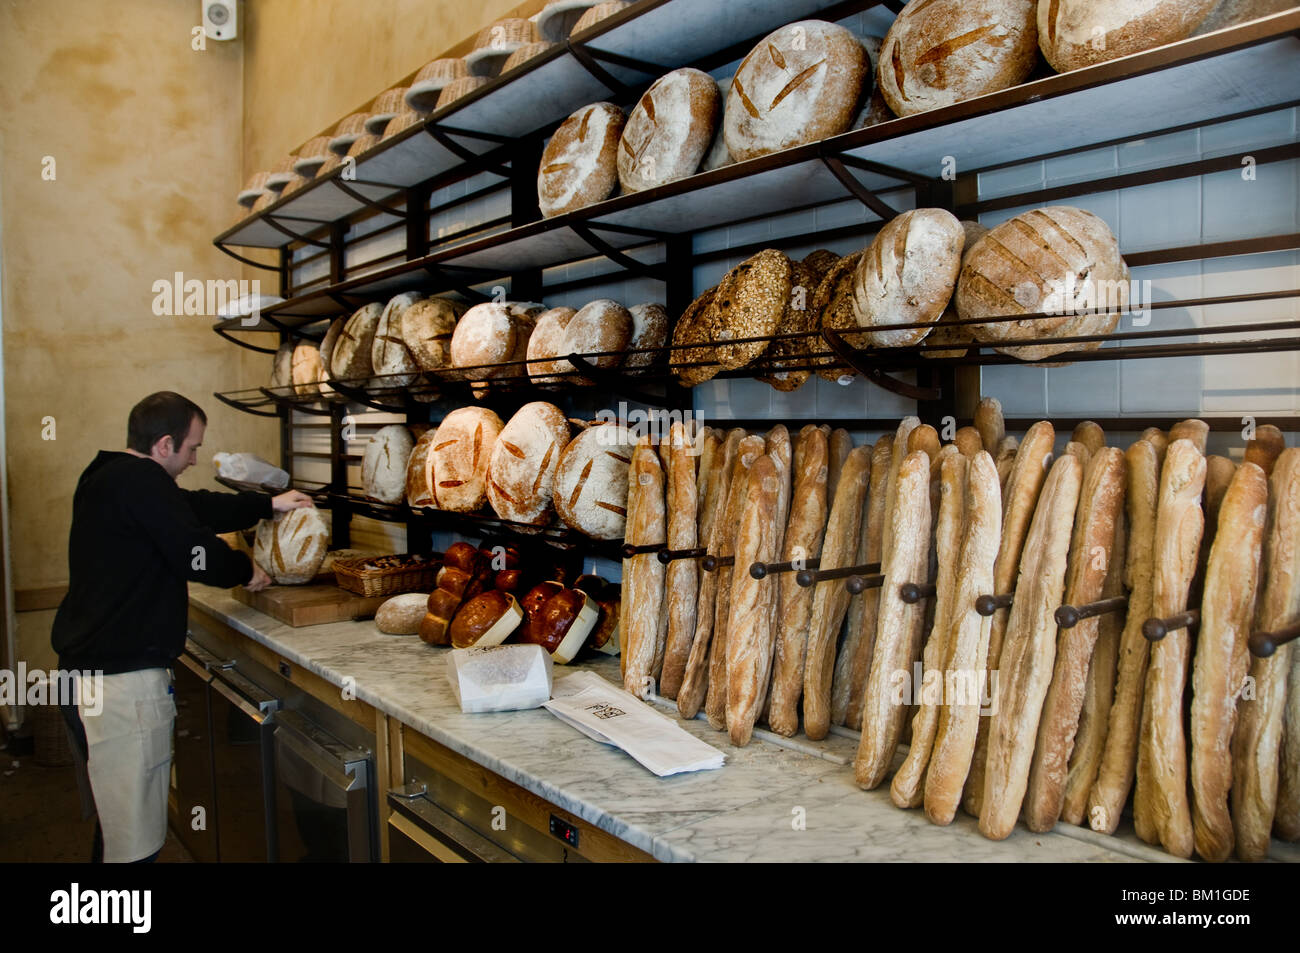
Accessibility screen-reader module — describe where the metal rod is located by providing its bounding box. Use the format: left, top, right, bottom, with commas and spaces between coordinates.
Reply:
702, 554, 734, 573
658, 546, 707, 565
976, 593, 1014, 617
1056, 595, 1130, 629
900, 582, 937, 604
750, 557, 821, 580
1143, 609, 1200, 642
1248, 620, 1300, 658
796, 564, 874, 588
621, 541, 666, 558
846, 573, 885, 594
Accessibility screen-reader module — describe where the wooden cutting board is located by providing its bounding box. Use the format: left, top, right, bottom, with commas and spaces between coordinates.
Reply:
232, 581, 391, 627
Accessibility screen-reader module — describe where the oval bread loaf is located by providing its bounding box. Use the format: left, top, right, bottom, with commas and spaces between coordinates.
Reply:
878, 0, 1039, 117
707, 249, 792, 370
924, 220, 989, 359
330, 302, 384, 380
372, 292, 424, 387
553, 423, 635, 539
362, 425, 414, 505
270, 339, 294, 390
290, 342, 323, 396
625, 303, 669, 368
526, 306, 577, 383
405, 429, 438, 507
538, 102, 626, 218
375, 593, 431, 635
724, 20, 868, 163
449, 302, 532, 380
254, 507, 330, 585
1039, 0, 1219, 73
852, 208, 965, 348
559, 299, 633, 375
487, 401, 571, 525
401, 296, 464, 371
617, 68, 720, 193
431, 407, 504, 512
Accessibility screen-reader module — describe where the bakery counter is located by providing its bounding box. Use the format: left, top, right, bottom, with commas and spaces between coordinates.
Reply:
188, 584, 1184, 863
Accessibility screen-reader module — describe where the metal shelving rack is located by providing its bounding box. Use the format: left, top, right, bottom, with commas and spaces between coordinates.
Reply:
212, 0, 1300, 555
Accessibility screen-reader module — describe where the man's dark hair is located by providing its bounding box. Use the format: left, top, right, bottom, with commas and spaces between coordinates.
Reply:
127, 392, 207, 455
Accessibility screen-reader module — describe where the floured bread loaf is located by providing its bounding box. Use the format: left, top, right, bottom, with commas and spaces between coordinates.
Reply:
449, 302, 535, 380
618, 68, 720, 193
558, 299, 633, 376
526, 306, 577, 383
487, 402, 571, 525
431, 407, 504, 512
270, 339, 294, 390
405, 429, 438, 507
1039, 0, 1219, 73
724, 20, 868, 163
290, 342, 323, 397
924, 221, 989, 359
878, 0, 1039, 117
553, 423, 635, 539
362, 425, 414, 504
254, 507, 330, 585
401, 296, 463, 372
372, 292, 424, 387
375, 593, 430, 635
852, 208, 965, 348
956, 205, 1128, 361
538, 102, 626, 218
330, 302, 384, 380
701, 75, 734, 171
625, 303, 669, 368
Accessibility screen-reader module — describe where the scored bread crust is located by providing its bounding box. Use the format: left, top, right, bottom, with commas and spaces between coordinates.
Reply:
924, 451, 1002, 825
1023, 446, 1126, 832
855, 450, 933, 789
621, 440, 667, 696
1086, 439, 1160, 834
553, 423, 636, 539
405, 430, 438, 508
1134, 438, 1206, 858
486, 402, 570, 525
812, 252, 863, 383
526, 306, 577, 384
1191, 461, 1268, 861
431, 408, 504, 513
330, 302, 384, 380
538, 102, 626, 218
362, 425, 415, 505
1039, 0, 1220, 73
402, 297, 465, 372
978, 453, 1083, 840
659, 423, 699, 700
618, 68, 721, 193
725, 454, 780, 746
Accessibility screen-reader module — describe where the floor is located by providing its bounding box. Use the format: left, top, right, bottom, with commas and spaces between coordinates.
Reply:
0, 722, 194, 864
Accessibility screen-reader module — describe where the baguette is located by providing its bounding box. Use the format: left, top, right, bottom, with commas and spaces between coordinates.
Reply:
995, 436, 1018, 490
891, 451, 968, 807
1170, 418, 1209, 455
924, 451, 1002, 825
802, 445, 873, 740
1087, 439, 1161, 834
1233, 449, 1300, 857
1134, 438, 1206, 858
621, 440, 667, 696
975, 396, 1005, 455
1191, 461, 1268, 861
954, 426, 984, 459
725, 455, 780, 746
659, 423, 699, 700
756, 426, 793, 718
695, 431, 723, 531
1061, 507, 1127, 825
979, 453, 1083, 840
768, 429, 830, 736
827, 428, 853, 501
855, 450, 934, 789
963, 420, 1056, 816
908, 424, 942, 462
1244, 424, 1285, 477
1282, 638, 1300, 840
1071, 421, 1106, 457
882, 417, 922, 569
841, 434, 895, 729
1141, 427, 1169, 463
1023, 447, 1126, 832
678, 430, 744, 719
705, 435, 767, 729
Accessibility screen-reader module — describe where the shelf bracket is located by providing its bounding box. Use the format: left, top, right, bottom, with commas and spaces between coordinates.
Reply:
820, 325, 942, 402
569, 222, 667, 281
324, 378, 409, 413
213, 325, 280, 353
566, 39, 666, 99
329, 178, 407, 217
566, 353, 690, 407
212, 240, 283, 272
261, 213, 334, 250
213, 390, 282, 418
422, 124, 512, 178
819, 155, 901, 221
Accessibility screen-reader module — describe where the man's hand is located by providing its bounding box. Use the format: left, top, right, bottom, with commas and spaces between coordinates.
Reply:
271, 490, 315, 512
246, 564, 272, 592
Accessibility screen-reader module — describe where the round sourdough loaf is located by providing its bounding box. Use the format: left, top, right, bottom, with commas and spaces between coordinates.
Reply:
270, 339, 294, 390
291, 342, 323, 397
626, 302, 669, 368
449, 302, 531, 380
362, 425, 414, 504
559, 299, 633, 376
553, 423, 635, 539
487, 401, 571, 524
431, 407, 504, 512
526, 306, 577, 383
617, 68, 720, 193
254, 507, 330, 585
372, 292, 424, 387
537, 102, 626, 218
707, 248, 792, 369
405, 429, 439, 507
316, 317, 346, 396
375, 593, 430, 635
955, 205, 1127, 361
758, 259, 819, 391
724, 20, 868, 163
1039, 0, 1220, 72
812, 251, 861, 382
878, 0, 1039, 117
330, 302, 384, 380
851, 208, 965, 348
669, 287, 721, 386
924, 220, 989, 359
401, 296, 465, 371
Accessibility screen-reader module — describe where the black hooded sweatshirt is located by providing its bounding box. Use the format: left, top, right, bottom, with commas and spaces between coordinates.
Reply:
52, 450, 272, 674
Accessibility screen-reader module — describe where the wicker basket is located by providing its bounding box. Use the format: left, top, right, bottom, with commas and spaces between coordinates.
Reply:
33, 703, 74, 767
333, 553, 439, 598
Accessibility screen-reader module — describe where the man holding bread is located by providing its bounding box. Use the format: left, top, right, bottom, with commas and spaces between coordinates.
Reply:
51, 391, 314, 862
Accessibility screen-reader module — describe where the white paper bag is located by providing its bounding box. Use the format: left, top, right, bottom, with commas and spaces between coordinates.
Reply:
446, 644, 553, 713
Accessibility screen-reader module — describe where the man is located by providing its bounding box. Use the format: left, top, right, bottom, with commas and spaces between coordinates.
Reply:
51, 391, 314, 862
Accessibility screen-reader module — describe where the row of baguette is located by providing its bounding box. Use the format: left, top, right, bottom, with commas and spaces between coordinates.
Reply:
617, 403, 1300, 860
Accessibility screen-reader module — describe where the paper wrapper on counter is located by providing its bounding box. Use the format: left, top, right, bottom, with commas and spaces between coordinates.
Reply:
446, 644, 554, 714
544, 671, 725, 777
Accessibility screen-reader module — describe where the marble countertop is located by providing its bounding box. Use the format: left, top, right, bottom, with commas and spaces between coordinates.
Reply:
189, 584, 1188, 864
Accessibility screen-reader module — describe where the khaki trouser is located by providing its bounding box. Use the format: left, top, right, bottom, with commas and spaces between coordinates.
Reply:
77, 668, 176, 863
